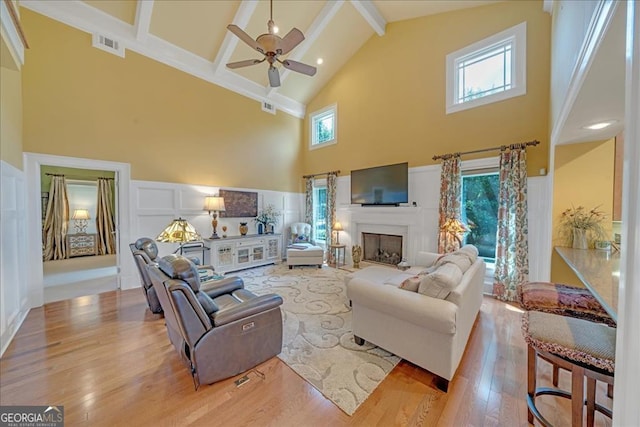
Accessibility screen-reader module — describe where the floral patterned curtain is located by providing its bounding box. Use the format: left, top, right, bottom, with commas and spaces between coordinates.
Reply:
325, 172, 338, 262
304, 177, 314, 241
96, 178, 116, 255
43, 175, 69, 260
493, 147, 529, 301
326, 172, 338, 242
437, 156, 462, 253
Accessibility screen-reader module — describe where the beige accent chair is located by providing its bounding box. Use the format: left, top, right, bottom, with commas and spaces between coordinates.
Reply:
286, 222, 324, 269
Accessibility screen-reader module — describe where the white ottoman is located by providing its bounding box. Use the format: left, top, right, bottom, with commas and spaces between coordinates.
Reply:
287, 243, 324, 269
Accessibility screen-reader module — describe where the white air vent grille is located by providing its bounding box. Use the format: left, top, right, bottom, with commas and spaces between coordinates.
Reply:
92, 33, 125, 58
261, 101, 276, 115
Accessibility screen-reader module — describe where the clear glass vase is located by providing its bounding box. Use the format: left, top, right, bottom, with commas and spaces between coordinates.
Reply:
572, 228, 588, 249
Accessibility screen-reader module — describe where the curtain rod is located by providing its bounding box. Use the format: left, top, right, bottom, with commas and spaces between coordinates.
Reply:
45, 173, 114, 180
302, 170, 340, 179
432, 140, 540, 161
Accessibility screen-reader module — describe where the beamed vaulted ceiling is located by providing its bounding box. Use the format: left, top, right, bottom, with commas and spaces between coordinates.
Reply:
20, 0, 497, 118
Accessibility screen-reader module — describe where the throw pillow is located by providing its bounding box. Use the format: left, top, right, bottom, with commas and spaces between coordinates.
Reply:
399, 276, 421, 292
418, 263, 463, 299
457, 245, 479, 262
435, 253, 472, 272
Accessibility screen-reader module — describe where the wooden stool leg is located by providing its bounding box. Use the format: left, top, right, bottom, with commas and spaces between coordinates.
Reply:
553, 364, 560, 386
607, 383, 614, 399
527, 345, 537, 424
586, 377, 596, 427
571, 366, 585, 427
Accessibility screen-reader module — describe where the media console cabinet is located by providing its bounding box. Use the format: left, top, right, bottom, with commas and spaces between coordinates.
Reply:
203, 234, 282, 274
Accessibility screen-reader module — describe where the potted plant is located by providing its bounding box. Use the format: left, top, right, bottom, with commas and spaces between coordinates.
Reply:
558, 205, 607, 249
254, 204, 281, 234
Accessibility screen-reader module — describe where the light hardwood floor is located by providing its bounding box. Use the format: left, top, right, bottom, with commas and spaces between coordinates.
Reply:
0, 289, 613, 426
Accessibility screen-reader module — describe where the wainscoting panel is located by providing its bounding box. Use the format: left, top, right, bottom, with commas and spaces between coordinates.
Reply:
0, 161, 29, 356
527, 175, 552, 282
129, 181, 303, 284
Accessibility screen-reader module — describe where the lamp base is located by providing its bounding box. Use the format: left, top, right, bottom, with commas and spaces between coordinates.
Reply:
210, 232, 220, 239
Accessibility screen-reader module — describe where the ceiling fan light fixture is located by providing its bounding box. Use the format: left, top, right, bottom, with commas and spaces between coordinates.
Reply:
225, 0, 316, 88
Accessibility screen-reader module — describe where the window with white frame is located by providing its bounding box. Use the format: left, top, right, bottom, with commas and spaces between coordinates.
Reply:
446, 22, 526, 114
309, 104, 337, 149
313, 184, 327, 243
461, 169, 499, 262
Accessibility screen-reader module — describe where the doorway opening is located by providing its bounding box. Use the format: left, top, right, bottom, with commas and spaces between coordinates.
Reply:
40, 166, 118, 302
25, 153, 132, 308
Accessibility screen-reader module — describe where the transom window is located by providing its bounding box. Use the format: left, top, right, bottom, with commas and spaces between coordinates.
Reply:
309, 104, 337, 149
446, 22, 526, 114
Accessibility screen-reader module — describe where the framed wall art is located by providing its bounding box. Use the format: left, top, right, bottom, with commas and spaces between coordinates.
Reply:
219, 190, 258, 218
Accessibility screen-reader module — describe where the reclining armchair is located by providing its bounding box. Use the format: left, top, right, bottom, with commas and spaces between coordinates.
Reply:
147, 254, 283, 387
130, 238, 165, 313
130, 237, 239, 314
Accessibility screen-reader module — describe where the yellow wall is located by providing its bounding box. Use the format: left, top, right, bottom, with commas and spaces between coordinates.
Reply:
0, 39, 23, 169
303, 1, 550, 177
21, 9, 303, 192
550, 139, 615, 284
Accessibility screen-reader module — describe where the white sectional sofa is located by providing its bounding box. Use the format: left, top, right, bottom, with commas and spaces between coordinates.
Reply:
346, 247, 485, 391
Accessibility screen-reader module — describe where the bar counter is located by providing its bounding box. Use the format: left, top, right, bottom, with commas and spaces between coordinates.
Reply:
555, 246, 619, 322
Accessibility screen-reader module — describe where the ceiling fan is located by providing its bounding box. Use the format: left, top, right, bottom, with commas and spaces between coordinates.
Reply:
226, 0, 317, 87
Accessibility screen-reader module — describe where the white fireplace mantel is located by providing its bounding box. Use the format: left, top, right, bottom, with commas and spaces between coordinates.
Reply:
341, 205, 427, 265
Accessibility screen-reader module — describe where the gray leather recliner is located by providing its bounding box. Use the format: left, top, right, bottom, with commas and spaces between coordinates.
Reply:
147, 254, 283, 387
130, 237, 164, 313
130, 237, 241, 314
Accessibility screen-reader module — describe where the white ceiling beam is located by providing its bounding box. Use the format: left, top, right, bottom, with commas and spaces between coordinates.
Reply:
134, 0, 154, 41
267, 0, 345, 98
212, 0, 259, 75
350, 0, 386, 36
20, 0, 305, 118
1, 0, 26, 67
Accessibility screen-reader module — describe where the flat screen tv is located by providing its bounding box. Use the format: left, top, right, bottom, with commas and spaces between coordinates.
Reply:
351, 162, 408, 206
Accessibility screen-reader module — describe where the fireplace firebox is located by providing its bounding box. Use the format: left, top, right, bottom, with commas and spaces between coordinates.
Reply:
362, 232, 402, 266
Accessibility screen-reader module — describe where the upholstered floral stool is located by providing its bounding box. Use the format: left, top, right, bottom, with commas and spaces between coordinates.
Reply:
522, 311, 615, 427
517, 282, 615, 326
517, 281, 616, 396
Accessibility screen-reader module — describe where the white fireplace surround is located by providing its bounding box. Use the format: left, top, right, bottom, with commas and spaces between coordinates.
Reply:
344, 206, 427, 265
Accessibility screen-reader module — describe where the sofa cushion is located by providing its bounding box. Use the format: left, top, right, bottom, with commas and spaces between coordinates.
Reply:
418, 263, 463, 299
435, 253, 472, 272
383, 273, 414, 287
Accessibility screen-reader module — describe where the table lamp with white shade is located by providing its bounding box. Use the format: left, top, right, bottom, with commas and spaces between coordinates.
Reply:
203, 196, 226, 239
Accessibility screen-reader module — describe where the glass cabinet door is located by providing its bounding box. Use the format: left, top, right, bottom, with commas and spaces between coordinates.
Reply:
252, 246, 265, 262
267, 238, 279, 260
215, 244, 234, 268
236, 247, 251, 266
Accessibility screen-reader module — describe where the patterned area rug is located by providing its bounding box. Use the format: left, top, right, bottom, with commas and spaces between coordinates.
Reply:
235, 264, 400, 416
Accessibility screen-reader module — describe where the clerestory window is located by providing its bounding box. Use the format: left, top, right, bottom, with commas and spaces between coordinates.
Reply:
309, 104, 337, 149
446, 22, 526, 114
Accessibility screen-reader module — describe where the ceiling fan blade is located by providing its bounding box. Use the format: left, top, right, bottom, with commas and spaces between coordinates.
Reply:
279, 28, 305, 55
268, 66, 281, 87
226, 58, 265, 69
227, 24, 265, 54
281, 59, 317, 76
